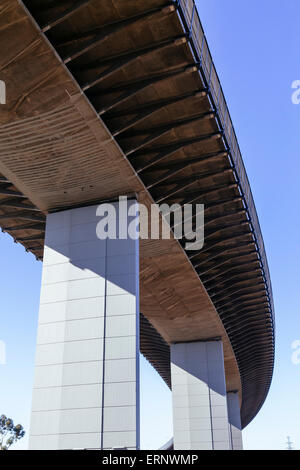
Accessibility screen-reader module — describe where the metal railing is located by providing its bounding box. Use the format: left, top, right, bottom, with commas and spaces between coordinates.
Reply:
176, 0, 274, 326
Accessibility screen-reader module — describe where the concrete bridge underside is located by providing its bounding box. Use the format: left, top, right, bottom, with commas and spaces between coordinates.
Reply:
0, 0, 274, 436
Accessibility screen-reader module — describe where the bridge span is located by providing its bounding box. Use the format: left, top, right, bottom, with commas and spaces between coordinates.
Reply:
0, 0, 274, 450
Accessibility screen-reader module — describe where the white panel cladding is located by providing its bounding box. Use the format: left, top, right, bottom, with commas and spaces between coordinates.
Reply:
35, 339, 104, 366
171, 340, 231, 451
29, 201, 139, 450
32, 384, 102, 411
227, 392, 243, 450
33, 362, 103, 390
102, 431, 136, 450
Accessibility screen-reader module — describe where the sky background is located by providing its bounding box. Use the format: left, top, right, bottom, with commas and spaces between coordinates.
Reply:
1, 0, 300, 450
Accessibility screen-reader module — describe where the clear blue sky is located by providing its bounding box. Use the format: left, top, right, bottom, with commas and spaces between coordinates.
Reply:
1, 0, 300, 450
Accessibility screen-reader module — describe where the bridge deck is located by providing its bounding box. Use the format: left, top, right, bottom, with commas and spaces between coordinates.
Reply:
0, 0, 274, 427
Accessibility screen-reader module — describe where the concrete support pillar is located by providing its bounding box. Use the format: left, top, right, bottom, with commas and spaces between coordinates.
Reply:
227, 392, 243, 450
29, 201, 140, 450
171, 340, 231, 450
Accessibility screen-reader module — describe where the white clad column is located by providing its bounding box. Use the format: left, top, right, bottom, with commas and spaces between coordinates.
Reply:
227, 392, 243, 450
29, 200, 139, 450
171, 340, 231, 450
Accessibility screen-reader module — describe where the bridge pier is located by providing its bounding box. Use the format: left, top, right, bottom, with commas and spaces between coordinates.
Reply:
227, 392, 243, 450
170, 340, 231, 450
29, 201, 140, 450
